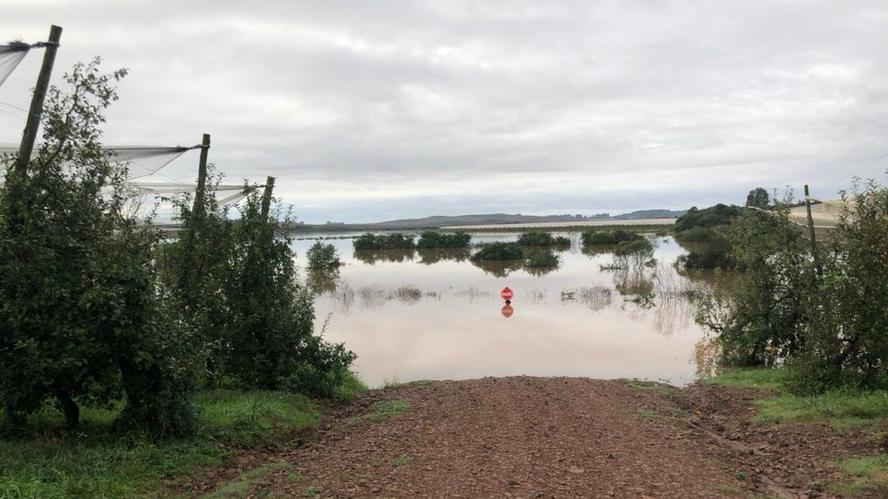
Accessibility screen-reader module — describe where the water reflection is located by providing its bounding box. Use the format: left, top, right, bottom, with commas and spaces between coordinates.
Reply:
353, 249, 415, 264
417, 248, 471, 265
292, 233, 723, 387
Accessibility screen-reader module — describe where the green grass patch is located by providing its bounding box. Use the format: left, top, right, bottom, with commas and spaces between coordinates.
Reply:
754, 389, 888, 426
0, 389, 323, 498
333, 371, 368, 402
832, 455, 888, 497
350, 399, 410, 424
391, 454, 414, 466
705, 369, 888, 426
702, 367, 785, 390
201, 462, 287, 499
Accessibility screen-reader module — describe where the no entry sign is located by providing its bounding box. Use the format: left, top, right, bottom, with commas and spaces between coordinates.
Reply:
501, 287, 513, 301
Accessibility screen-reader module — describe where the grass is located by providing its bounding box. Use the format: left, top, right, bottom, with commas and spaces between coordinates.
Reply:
201, 462, 287, 499
333, 371, 368, 402
391, 454, 413, 466
349, 399, 410, 424
0, 389, 324, 498
702, 368, 785, 390
705, 368, 888, 426
832, 455, 888, 497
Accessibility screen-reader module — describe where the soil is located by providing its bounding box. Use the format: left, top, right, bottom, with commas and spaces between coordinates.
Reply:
184, 377, 888, 498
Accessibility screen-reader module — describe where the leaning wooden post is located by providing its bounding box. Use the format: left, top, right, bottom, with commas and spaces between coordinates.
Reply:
191, 133, 211, 219
14, 25, 62, 176
260, 176, 276, 221
804, 184, 819, 275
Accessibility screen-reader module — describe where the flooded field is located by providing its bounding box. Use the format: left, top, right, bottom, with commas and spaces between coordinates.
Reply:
292, 233, 714, 387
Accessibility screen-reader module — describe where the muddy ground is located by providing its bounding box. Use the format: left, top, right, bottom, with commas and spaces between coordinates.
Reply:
183, 377, 887, 498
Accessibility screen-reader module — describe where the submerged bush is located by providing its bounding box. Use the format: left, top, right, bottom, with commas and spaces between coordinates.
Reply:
613, 238, 653, 256
470, 242, 524, 261
516, 232, 570, 247
307, 242, 341, 270
524, 248, 559, 268
416, 231, 471, 249
353, 232, 415, 250
581, 229, 643, 245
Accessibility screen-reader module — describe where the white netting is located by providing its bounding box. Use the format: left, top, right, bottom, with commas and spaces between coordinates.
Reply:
0, 43, 30, 87
0, 144, 200, 180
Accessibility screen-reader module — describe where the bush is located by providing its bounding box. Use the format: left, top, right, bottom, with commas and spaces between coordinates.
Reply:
674, 204, 744, 232
470, 242, 524, 261
696, 183, 888, 393
613, 238, 653, 256
515, 232, 571, 247
678, 236, 735, 270
674, 226, 719, 243
306, 242, 341, 270
524, 248, 559, 268
416, 231, 471, 249
353, 232, 415, 250
581, 229, 643, 245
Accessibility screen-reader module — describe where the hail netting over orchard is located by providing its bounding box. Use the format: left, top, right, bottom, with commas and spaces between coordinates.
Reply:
0, 42, 35, 87
0, 144, 199, 179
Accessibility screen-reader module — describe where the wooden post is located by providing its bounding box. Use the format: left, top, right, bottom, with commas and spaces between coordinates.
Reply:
804, 184, 819, 274
260, 176, 276, 221
191, 133, 211, 218
14, 25, 62, 176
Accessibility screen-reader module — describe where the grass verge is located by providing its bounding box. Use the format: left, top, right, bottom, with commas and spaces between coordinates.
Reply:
704, 368, 888, 426
0, 389, 325, 498
832, 455, 888, 497
349, 399, 410, 424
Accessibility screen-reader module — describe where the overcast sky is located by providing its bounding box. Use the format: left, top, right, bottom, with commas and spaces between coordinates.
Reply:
2, 0, 887, 223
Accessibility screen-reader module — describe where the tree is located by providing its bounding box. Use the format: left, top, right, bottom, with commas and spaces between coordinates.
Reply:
745, 187, 770, 209
0, 59, 194, 434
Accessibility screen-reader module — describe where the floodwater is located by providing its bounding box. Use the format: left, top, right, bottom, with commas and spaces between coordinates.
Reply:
292, 233, 713, 388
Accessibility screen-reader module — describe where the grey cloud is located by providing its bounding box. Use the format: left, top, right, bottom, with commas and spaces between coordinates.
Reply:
2, 0, 887, 222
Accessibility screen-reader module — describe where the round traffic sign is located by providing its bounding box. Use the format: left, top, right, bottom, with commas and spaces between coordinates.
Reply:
501, 287, 513, 301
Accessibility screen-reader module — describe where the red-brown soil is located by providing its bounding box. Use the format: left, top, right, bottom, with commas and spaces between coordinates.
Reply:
186, 377, 887, 498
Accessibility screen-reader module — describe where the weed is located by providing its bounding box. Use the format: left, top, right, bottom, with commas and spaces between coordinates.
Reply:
392, 454, 414, 466
350, 400, 410, 424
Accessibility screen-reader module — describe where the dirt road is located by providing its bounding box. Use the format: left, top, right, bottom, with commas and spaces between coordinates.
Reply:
189, 377, 885, 498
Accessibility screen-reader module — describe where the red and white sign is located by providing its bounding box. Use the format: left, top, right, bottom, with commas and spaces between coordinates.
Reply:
501, 287, 513, 301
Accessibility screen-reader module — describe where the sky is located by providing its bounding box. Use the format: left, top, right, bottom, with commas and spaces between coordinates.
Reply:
2, 0, 887, 223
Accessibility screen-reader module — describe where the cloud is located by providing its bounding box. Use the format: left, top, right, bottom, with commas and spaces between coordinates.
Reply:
2, 0, 887, 222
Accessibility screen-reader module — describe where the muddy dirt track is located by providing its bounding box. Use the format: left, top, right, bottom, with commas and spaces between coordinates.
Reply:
190, 377, 887, 498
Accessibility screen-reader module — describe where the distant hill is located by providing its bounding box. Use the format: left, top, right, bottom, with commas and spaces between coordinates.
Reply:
293, 209, 686, 232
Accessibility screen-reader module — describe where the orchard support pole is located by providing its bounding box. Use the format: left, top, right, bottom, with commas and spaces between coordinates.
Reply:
804, 184, 820, 275
15, 25, 62, 176
191, 133, 211, 219
260, 176, 275, 221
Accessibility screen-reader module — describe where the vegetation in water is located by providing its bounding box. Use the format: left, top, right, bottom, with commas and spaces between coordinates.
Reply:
613, 238, 653, 256
353, 249, 415, 265
353, 232, 415, 250
581, 229, 643, 246
470, 241, 524, 261
306, 241, 341, 270
696, 181, 888, 394
516, 232, 570, 247
416, 231, 471, 249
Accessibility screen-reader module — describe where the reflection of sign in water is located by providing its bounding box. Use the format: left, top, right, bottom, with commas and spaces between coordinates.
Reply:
501, 303, 514, 318
501, 287, 513, 301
